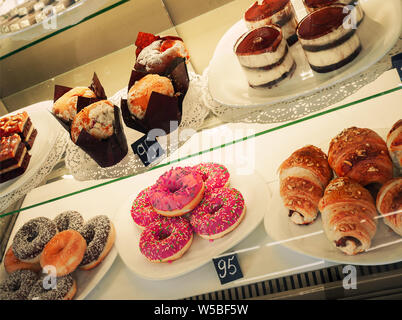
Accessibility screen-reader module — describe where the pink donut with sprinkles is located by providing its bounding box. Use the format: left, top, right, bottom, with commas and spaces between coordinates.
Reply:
131, 187, 163, 229
149, 167, 205, 217
192, 163, 230, 191
139, 217, 193, 263
190, 187, 246, 240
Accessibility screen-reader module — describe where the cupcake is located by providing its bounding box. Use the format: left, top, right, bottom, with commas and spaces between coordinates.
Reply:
296, 4, 362, 73
234, 25, 296, 88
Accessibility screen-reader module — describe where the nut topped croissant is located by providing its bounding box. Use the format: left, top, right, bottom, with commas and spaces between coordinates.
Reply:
328, 127, 393, 187
279, 145, 333, 225
387, 119, 402, 174
319, 177, 378, 256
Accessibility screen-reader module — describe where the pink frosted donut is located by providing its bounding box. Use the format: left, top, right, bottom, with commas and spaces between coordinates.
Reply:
139, 217, 193, 263
149, 167, 205, 217
193, 163, 230, 191
190, 187, 246, 240
131, 187, 163, 229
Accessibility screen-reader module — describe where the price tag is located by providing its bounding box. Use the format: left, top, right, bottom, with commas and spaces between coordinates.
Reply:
391, 53, 402, 82
132, 134, 165, 167
212, 254, 243, 285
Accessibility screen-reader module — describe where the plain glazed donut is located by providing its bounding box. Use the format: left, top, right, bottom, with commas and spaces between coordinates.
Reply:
40, 230, 87, 277
139, 217, 193, 263
0, 270, 38, 300
78, 215, 115, 271
12, 217, 58, 263
149, 167, 205, 217
192, 163, 230, 191
190, 187, 246, 240
131, 186, 164, 229
28, 274, 76, 300
4, 246, 41, 274
54, 210, 85, 232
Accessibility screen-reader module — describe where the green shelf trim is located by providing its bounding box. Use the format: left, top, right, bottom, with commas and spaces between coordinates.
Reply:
0, 85, 400, 218
0, 0, 130, 61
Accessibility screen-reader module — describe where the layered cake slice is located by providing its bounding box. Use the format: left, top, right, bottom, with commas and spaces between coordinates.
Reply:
234, 25, 296, 88
296, 5, 362, 73
303, 0, 364, 25
244, 0, 299, 46
0, 111, 38, 150
0, 134, 31, 183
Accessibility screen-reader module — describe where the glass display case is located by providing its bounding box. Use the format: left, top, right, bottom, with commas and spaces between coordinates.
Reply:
0, 0, 401, 303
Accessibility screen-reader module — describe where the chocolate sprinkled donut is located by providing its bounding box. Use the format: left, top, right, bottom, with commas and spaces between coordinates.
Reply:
78, 215, 112, 267
27, 274, 75, 300
12, 217, 58, 263
0, 270, 38, 300
54, 211, 85, 232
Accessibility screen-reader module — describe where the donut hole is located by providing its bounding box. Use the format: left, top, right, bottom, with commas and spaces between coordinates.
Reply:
26, 229, 39, 243
157, 229, 171, 241
83, 228, 95, 245
10, 281, 21, 292
207, 202, 223, 215
168, 184, 181, 194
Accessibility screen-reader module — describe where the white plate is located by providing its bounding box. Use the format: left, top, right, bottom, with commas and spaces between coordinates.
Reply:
0, 209, 117, 300
0, 101, 61, 197
208, 0, 402, 108
115, 166, 271, 280
264, 128, 402, 266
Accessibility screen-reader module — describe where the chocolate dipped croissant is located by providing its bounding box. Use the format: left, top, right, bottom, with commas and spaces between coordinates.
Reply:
328, 127, 393, 186
319, 177, 378, 256
279, 145, 333, 225
376, 178, 402, 236
387, 120, 402, 174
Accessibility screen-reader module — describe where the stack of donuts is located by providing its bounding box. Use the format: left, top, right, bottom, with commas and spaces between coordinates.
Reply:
131, 162, 247, 263
0, 212, 115, 300
278, 119, 402, 256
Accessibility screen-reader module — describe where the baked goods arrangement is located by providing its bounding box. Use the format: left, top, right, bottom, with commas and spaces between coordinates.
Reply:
0, 211, 115, 300
235, 0, 365, 88
0, 111, 38, 183
130, 163, 246, 263
278, 120, 402, 256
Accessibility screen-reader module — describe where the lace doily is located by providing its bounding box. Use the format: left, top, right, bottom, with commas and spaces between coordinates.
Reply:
0, 129, 68, 212
65, 72, 211, 181
202, 37, 402, 123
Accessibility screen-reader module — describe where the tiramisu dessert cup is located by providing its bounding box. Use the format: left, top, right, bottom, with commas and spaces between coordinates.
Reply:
244, 0, 299, 46
296, 5, 362, 73
234, 25, 296, 88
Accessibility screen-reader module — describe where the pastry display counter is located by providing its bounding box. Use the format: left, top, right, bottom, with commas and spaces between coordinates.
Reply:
0, 0, 401, 302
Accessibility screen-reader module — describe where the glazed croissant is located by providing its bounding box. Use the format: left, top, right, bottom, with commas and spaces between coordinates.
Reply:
328, 127, 393, 186
376, 178, 402, 236
319, 177, 378, 256
279, 145, 333, 225
387, 120, 402, 174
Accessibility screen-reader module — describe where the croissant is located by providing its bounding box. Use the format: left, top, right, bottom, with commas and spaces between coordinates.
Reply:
319, 177, 378, 256
387, 120, 402, 174
279, 145, 333, 225
376, 178, 402, 236
328, 127, 393, 186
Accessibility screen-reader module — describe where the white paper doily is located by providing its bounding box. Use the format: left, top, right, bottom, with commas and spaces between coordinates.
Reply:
202, 37, 402, 123
65, 72, 211, 181
0, 129, 68, 212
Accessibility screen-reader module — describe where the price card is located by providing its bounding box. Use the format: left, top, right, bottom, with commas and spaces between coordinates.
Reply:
132, 134, 165, 167
212, 254, 244, 285
391, 53, 402, 82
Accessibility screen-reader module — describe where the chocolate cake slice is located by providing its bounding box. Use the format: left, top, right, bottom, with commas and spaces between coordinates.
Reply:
0, 112, 38, 150
0, 134, 31, 183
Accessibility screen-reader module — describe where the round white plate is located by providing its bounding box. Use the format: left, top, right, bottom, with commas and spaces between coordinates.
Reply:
264, 128, 402, 265
0, 209, 117, 300
207, 0, 402, 108
115, 167, 271, 280
0, 101, 61, 198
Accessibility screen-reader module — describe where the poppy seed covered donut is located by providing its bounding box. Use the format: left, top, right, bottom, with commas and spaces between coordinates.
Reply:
53, 210, 85, 232
12, 217, 58, 264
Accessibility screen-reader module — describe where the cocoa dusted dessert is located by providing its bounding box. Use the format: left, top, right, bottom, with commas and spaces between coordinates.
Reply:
303, 0, 364, 25
0, 111, 37, 151
234, 25, 296, 88
244, 0, 299, 46
0, 134, 31, 183
296, 5, 362, 73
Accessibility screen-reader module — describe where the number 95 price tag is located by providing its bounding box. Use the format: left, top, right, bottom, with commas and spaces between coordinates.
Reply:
212, 254, 244, 285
